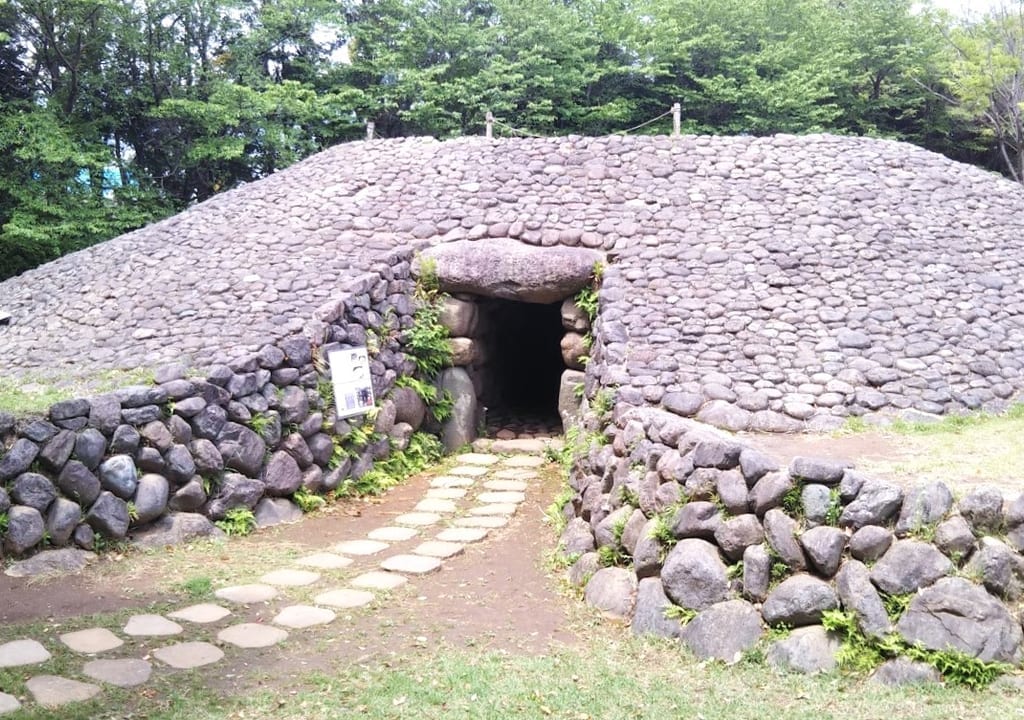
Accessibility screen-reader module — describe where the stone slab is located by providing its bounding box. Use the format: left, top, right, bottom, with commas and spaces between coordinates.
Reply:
4, 549, 97, 578
493, 469, 539, 480
26, 675, 101, 707
468, 503, 518, 516
437, 527, 489, 543
273, 605, 336, 629
368, 526, 419, 542
82, 658, 152, 688
448, 466, 488, 477
123, 614, 184, 637
454, 453, 500, 466
415, 498, 458, 513
502, 455, 545, 468
430, 476, 475, 488
413, 541, 465, 559
0, 639, 51, 667
349, 571, 409, 590
314, 589, 375, 609
294, 552, 354, 570
153, 641, 224, 669
380, 554, 444, 575
394, 512, 442, 527
483, 480, 528, 492
425, 488, 467, 500
488, 439, 552, 454
217, 623, 289, 648
0, 693, 20, 715
454, 516, 509, 529
168, 604, 232, 624
214, 584, 279, 604
260, 569, 321, 587
60, 628, 124, 654
477, 491, 526, 504
333, 539, 390, 556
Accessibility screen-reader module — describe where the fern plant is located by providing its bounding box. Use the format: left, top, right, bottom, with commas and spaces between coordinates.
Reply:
215, 507, 257, 537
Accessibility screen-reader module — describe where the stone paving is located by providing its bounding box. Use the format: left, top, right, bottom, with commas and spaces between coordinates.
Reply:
0, 452, 541, 714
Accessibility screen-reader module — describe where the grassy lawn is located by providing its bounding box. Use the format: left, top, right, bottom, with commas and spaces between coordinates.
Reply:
0, 369, 155, 417
846, 405, 1024, 489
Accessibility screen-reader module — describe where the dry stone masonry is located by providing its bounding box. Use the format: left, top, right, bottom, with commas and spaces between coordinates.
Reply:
562, 407, 1024, 678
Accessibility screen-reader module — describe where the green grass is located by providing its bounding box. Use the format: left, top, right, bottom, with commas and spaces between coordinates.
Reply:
839, 404, 1024, 486
0, 368, 156, 417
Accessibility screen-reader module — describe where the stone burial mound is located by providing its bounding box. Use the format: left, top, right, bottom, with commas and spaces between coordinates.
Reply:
562, 407, 1024, 683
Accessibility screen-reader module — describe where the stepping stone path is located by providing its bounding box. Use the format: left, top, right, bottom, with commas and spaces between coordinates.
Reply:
168, 604, 232, 624
1, 449, 547, 713
60, 628, 123, 654
260, 569, 321, 587
82, 658, 152, 687
218, 623, 289, 649
153, 642, 224, 669
123, 614, 183, 637
0, 639, 51, 667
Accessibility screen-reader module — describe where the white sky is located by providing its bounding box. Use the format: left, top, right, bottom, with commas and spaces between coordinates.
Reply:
929, 0, 1009, 17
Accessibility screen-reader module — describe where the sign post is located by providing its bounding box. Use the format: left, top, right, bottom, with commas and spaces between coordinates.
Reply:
326, 345, 375, 419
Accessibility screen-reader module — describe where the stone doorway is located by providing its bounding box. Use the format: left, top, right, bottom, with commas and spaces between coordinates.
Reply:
476, 298, 565, 436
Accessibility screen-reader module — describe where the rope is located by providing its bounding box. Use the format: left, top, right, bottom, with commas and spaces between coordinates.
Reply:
491, 107, 676, 139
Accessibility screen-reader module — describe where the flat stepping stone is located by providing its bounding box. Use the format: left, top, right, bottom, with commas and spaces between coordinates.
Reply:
123, 614, 183, 637
0, 692, 20, 715
455, 453, 500, 466
502, 455, 544, 468
380, 554, 443, 575
333, 539, 390, 556
259, 569, 321, 587
468, 503, 518, 516
82, 658, 152, 688
153, 641, 224, 669
425, 488, 467, 500
294, 552, 354, 570
368, 526, 419, 542
273, 605, 336, 629
489, 439, 551, 454
437, 527, 489, 543
493, 469, 539, 480
454, 516, 509, 529
350, 571, 408, 590
415, 498, 457, 513
448, 466, 488, 477
217, 623, 288, 649
483, 479, 528, 491
168, 604, 232, 624
477, 491, 526, 504
412, 541, 465, 559
314, 589, 375, 609
0, 639, 51, 667
60, 628, 123, 654
430, 476, 474, 488
214, 584, 279, 604
394, 512, 441, 527
25, 676, 101, 707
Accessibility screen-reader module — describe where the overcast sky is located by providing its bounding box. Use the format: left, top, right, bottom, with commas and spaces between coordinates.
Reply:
929, 0, 1008, 17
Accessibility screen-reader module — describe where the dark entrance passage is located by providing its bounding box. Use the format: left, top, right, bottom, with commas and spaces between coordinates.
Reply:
476, 298, 565, 433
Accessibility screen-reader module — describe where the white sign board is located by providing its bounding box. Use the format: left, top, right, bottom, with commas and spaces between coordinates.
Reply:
327, 345, 375, 419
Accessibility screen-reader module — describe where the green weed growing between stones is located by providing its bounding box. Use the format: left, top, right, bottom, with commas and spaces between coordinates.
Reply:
597, 543, 630, 568
177, 575, 213, 599
334, 431, 443, 499
0, 512, 7, 535
545, 484, 575, 536
821, 609, 1011, 687
825, 487, 843, 526
781, 483, 805, 518
293, 487, 327, 513
663, 604, 697, 625
215, 507, 257, 536
881, 593, 914, 623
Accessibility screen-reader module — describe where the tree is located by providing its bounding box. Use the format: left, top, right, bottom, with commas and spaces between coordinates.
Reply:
946, 1, 1024, 182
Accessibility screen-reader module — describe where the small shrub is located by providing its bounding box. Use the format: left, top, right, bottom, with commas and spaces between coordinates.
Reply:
574, 286, 599, 324
597, 544, 630, 568
726, 561, 744, 580
215, 507, 257, 537
663, 604, 697, 625
780, 484, 804, 518
248, 412, 274, 436
824, 487, 843, 526
178, 576, 213, 599
619, 485, 640, 508
294, 487, 327, 513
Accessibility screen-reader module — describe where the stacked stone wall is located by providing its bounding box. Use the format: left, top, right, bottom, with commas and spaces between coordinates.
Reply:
0, 248, 429, 559
560, 405, 1024, 676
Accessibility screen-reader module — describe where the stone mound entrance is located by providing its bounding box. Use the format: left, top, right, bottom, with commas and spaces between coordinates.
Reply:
478, 299, 564, 420
418, 238, 602, 448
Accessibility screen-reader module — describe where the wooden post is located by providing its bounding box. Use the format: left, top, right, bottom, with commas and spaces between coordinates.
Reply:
672, 103, 681, 137
485, 111, 494, 139
366, 121, 375, 141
